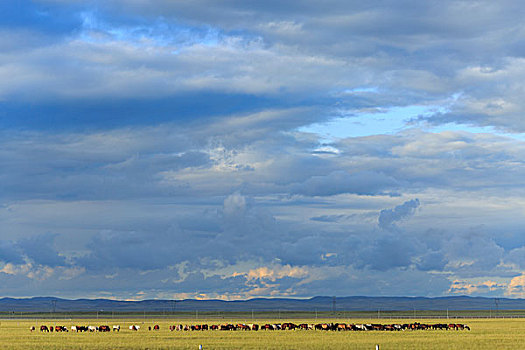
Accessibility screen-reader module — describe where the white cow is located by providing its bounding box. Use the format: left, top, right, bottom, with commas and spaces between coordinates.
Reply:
129, 325, 140, 331
88, 325, 97, 332
113, 325, 120, 332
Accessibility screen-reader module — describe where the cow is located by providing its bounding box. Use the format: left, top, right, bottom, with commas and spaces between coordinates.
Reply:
88, 326, 97, 332
153, 324, 160, 330
30, 326, 35, 332
99, 325, 111, 332
113, 325, 120, 332
40, 325, 49, 332
129, 325, 140, 331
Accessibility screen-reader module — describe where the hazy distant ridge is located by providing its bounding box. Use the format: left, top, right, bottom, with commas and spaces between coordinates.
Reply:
0, 296, 522, 312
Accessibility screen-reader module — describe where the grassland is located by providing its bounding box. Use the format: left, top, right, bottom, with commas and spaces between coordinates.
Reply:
1, 317, 524, 349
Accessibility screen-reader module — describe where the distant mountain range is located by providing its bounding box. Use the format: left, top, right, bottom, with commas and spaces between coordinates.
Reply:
0, 296, 522, 312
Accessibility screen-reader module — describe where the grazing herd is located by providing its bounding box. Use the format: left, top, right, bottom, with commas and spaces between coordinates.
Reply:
32, 322, 470, 333
166, 322, 470, 331
33, 325, 120, 332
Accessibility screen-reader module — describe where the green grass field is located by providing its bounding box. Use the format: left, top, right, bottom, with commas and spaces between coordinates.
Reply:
1, 317, 524, 349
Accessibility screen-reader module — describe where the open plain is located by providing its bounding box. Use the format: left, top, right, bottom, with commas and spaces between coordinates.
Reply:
1, 318, 524, 349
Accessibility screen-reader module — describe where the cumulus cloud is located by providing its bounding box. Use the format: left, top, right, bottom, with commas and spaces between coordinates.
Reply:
507, 273, 525, 297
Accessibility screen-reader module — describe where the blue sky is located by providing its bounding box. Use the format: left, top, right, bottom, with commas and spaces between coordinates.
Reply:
2, 0, 525, 300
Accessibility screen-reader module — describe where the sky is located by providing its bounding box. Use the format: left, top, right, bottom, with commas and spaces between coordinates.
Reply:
2, 0, 525, 300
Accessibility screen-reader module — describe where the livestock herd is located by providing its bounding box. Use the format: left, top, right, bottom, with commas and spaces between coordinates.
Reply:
32, 322, 470, 333
33, 325, 120, 332
166, 322, 470, 331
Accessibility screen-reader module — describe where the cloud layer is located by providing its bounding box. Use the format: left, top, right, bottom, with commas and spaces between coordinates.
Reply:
1, 0, 525, 299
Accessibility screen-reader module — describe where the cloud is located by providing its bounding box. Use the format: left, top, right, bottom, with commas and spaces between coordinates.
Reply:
0, 241, 24, 265
414, 250, 447, 272
18, 233, 66, 267
507, 273, 525, 297
378, 199, 420, 230
357, 233, 416, 271
444, 228, 505, 277
449, 279, 505, 296
2, 0, 525, 298
291, 170, 399, 197
310, 214, 354, 222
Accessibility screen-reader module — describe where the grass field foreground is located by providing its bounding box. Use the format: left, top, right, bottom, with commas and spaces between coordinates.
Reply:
1, 318, 523, 349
